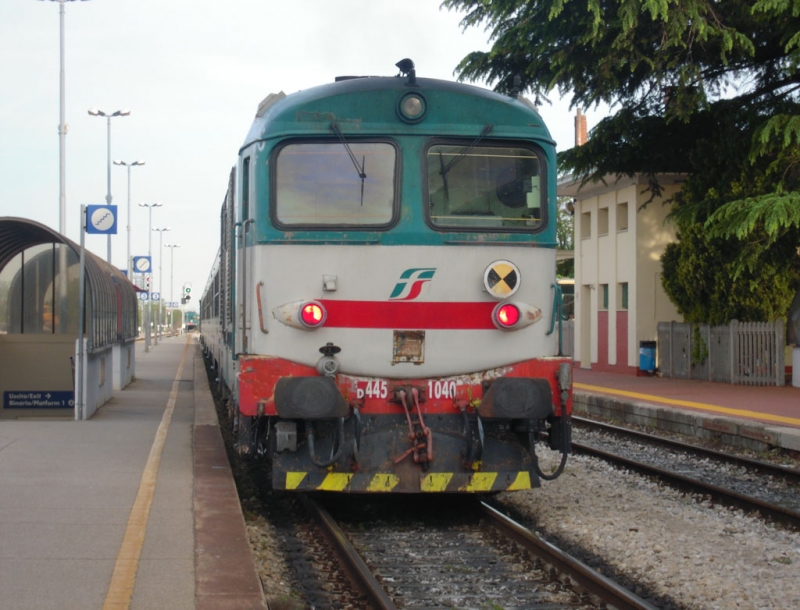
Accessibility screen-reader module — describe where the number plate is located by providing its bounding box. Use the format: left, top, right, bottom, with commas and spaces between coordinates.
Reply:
393, 330, 424, 364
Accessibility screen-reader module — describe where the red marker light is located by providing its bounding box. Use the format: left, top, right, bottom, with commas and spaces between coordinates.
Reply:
300, 302, 326, 328
493, 303, 520, 329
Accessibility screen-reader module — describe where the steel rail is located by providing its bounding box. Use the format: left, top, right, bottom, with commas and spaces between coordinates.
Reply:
299, 494, 397, 610
573, 416, 800, 481
480, 501, 659, 610
572, 441, 800, 529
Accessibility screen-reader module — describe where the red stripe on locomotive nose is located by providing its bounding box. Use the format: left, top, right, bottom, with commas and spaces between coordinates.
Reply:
318, 300, 497, 329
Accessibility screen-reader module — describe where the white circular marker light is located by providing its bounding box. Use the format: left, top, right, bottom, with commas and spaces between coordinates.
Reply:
398, 93, 427, 123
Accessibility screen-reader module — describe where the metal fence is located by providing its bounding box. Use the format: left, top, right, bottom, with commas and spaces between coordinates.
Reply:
657, 320, 785, 386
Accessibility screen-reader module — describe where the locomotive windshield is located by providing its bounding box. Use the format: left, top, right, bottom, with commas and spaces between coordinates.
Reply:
275, 142, 396, 226
427, 143, 544, 230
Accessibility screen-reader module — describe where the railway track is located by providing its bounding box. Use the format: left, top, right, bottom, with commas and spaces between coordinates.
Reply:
572, 416, 800, 529
299, 494, 658, 609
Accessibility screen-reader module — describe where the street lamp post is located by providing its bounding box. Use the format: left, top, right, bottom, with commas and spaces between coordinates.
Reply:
39, 0, 89, 234
88, 108, 130, 263
165, 244, 180, 333
138, 202, 161, 352
153, 227, 171, 344
40, 0, 89, 335
113, 160, 145, 278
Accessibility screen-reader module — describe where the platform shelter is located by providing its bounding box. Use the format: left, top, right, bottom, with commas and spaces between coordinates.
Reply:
0, 217, 138, 419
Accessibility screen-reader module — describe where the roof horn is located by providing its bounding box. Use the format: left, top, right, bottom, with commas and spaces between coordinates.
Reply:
395, 58, 417, 86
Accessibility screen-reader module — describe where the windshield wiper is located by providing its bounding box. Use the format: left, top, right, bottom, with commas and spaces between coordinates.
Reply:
439, 124, 494, 179
331, 121, 367, 205
438, 151, 449, 201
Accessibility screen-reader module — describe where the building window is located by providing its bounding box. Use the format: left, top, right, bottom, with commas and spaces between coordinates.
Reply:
601, 284, 609, 310
617, 202, 629, 232
598, 206, 609, 235
581, 211, 591, 239
619, 282, 628, 310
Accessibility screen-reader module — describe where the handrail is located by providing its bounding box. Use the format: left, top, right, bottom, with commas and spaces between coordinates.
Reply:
256, 281, 268, 334
547, 282, 564, 356
240, 218, 255, 354
231, 221, 241, 359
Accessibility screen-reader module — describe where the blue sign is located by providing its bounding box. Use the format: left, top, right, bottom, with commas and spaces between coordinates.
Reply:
133, 256, 152, 273
151, 292, 160, 301
86, 205, 118, 234
139, 292, 149, 301
4, 391, 74, 409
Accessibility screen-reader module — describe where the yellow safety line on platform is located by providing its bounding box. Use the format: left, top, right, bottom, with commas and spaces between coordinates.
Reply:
575, 382, 800, 427
103, 338, 191, 610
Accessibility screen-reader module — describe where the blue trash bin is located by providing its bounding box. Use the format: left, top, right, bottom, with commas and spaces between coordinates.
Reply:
639, 341, 656, 373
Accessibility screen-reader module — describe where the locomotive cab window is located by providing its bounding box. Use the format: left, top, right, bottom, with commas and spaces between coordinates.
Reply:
274, 141, 397, 227
427, 143, 544, 230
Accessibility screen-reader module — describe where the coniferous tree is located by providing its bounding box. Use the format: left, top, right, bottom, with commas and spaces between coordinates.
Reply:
443, 0, 800, 322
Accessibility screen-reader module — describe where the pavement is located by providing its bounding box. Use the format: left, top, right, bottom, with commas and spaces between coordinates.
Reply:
0, 334, 265, 610
573, 367, 800, 453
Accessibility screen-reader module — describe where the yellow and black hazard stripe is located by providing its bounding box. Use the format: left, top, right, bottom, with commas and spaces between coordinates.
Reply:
281, 471, 534, 492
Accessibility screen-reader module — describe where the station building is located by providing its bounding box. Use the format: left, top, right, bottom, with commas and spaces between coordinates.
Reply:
558, 174, 684, 374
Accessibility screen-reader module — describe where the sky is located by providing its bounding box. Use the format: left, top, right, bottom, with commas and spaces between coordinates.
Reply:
0, 0, 601, 309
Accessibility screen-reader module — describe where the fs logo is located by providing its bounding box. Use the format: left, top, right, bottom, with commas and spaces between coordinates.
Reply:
389, 268, 436, 300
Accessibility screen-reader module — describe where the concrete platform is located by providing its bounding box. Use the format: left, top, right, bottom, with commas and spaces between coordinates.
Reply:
573, 368, 800, 453
0, 334, 265, 610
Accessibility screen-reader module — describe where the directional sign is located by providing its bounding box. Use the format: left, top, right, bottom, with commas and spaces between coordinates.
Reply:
151, 292, 160, 301
4, 391, 74, 409
139, 292, 149, 301
86, 205, 118, 234
133, 256, 152, 273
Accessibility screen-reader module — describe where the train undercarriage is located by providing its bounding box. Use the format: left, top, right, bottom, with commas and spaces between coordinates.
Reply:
219, 354, 573, 494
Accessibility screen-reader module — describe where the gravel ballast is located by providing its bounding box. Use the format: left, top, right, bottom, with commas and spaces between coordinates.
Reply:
501, 453, 800, 610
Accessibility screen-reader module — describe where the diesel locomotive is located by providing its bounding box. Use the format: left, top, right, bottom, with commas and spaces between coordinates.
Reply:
200, 60, 572, 493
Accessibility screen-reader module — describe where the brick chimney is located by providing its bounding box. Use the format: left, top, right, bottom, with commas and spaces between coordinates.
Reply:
574, 108, 587, 146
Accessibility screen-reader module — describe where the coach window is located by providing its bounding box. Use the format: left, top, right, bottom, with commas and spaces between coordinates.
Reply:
427, 143, 544, 230
274, 142, 396, 227
242, 157, 250, 221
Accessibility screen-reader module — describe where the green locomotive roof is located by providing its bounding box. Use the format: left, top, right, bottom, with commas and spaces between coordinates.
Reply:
241, 76, 554, 151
